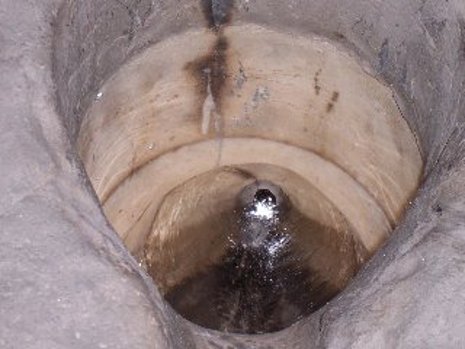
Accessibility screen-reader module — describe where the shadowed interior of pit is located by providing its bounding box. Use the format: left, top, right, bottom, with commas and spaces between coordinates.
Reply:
77, 19, 424, 334
46, 0, 436, 345
161, 188, 361, 334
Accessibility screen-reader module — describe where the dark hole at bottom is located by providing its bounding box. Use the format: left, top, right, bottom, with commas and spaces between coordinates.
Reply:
163, 188, 349, 334
165, 237, 335, 333
254, 188, 277, 204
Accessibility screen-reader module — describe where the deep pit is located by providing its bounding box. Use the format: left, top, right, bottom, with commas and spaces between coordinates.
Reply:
76, 20, 423, 334
142, 165, 366, 333
8, 0, 465, 347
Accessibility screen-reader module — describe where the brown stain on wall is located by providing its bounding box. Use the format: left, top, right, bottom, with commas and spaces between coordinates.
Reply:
200, 0, 234, 31
326, 91, 340, 113
184, 36, 230, 122
184, 0, 234, 121
314, 69, 322, 95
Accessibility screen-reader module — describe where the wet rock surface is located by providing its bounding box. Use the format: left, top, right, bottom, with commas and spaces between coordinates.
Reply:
164, 188, 341, 333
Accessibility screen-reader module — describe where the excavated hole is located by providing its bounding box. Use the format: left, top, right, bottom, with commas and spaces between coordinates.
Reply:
77, 24, 423, 334
142, 164, 366, 333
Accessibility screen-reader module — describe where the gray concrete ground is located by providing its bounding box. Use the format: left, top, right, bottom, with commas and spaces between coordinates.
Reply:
2, 0, 465, 348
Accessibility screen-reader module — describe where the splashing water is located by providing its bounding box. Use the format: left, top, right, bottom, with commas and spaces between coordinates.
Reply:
238, 191, 281, 249
247, 197, 278, 220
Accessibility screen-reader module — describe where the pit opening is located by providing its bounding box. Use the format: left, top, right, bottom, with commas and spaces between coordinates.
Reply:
76, 23, 423, 334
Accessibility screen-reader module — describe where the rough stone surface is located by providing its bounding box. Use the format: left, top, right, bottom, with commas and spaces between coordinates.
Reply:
2, 0, 465, 348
